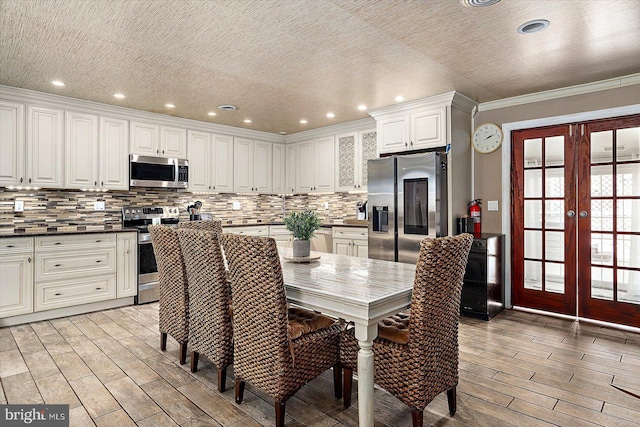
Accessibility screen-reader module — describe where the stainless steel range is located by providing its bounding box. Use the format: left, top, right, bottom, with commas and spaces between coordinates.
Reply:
122, 205, 180, 304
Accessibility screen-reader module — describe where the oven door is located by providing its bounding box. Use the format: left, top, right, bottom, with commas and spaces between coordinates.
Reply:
137, 233, 159, 304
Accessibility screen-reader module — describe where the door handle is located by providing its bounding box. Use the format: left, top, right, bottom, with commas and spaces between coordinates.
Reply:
579, 210, 589, 218
567, 210, 575, 218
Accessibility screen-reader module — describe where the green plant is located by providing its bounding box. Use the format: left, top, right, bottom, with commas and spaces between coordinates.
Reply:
284, 210, 321, 240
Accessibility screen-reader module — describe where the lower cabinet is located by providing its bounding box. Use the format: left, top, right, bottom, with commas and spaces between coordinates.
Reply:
332, 227, 368, 258
0, 238, 34, 318
223, 225, 269, 236
0, 232, 137, 323
269, 225, 293, 248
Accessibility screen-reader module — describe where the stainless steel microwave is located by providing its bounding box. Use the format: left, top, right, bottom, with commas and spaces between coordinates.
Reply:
129, 154, 189, 188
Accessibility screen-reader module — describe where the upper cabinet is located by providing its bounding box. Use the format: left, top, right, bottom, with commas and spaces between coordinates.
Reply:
65, 113, 129, 191
26, 105, 65, 188
233, 137, 272, 194
293, 136, 334, 193
285, 144, 296, 194
375, 106, 446, 154
272, 143, 286, 194
335, 129, 377, 192
187, 131, 234, 192
0, 100, 25, 187
130, 121, 187, 158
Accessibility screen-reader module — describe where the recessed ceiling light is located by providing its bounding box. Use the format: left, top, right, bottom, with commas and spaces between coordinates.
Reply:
300, 119, 308, 124
517, 19, 550, 34
51, 80, 65, 87
326, 112, 335, 118
459, 0, 501, 7
395, 95, 405, 102
207, 111, 217, 116
358, 105, 367, 111
165, 103, 175, 108
279, 131, 287, 135
218, 104, 237, 111
243, 119, 252, 123
113, 93, 125, 99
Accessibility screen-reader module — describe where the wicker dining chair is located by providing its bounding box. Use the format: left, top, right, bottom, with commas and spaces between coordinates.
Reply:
148, 225, 190, 365
176, 227, 233, 392
220, 233, 343, 426
340, 234, 473, 427
178, 220, 223, 234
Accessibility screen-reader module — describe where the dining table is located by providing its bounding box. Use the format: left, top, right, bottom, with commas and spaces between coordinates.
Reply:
279, 248, 416, 427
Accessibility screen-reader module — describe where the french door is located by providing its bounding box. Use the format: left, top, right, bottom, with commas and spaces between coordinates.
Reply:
512, 115, 640, 328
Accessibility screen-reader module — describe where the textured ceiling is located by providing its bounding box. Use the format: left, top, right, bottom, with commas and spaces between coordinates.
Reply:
1, 0, 639, 134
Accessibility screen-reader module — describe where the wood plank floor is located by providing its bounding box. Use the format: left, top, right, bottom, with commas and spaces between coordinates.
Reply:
1, 305, 639, 426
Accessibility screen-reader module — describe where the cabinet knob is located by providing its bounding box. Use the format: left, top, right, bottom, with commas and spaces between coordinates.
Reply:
162, 150, 165, 154
28, 257, 31, 263
354, 185, 357, 188
405, 142, 408, 147
156, 149, 160, 154
101, 181, 104, 186
20, 177, 23, 183
94, 181, 97, 186
213, 186, 215, 190
29, 178, 32, 183
410, 141, 413, 147
126, 250, 130, 254
95, 287, 102, 290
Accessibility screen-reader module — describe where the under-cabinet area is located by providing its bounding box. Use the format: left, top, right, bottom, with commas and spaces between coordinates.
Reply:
0, 231, 137, 326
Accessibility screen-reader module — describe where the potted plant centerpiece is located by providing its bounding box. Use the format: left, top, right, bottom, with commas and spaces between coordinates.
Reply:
284, 210, 321, 257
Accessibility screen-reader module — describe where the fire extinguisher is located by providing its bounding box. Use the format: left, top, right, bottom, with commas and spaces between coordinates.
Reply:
468, 199, 482, 236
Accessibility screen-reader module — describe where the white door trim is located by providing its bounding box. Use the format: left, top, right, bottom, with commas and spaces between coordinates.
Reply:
501, 103, 640, 308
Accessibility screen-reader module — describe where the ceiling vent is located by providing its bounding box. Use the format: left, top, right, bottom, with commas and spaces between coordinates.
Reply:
459, 0, 501, 7
218, 104, 237, 111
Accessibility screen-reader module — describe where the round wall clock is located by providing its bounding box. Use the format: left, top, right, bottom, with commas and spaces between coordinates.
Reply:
472, 123, 503, 154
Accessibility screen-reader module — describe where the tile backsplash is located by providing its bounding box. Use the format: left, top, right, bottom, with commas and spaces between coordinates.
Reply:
0, 188, 367, 233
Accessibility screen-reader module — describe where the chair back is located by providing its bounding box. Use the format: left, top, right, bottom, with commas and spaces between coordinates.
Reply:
178, 220, 222, 234
408, 234, 473, 377
176, 228, 233, 367
148, 225, 189, 342
220, 233, 291, 392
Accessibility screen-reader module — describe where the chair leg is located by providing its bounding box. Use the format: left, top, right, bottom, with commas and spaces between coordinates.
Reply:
235, 379, 245, 404
411, 409, 423, 427
190, 351, 199, 373
179, 341, 188, 365
447, 386, 457, 415
217, 366, 227, 393
160, 332, 167, 351
333, 364, 342, 399
343, 367, 353, 408
275, 401, 285, 427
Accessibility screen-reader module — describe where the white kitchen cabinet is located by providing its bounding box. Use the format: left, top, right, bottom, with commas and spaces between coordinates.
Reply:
131, 122, 186, 158
26, 105, 64, 188
332, 227, 368, 258
335, 129, 377, 192
224, 225, 269, 236
294, 137, 334, 193
66, 113, 129, 190
0, 237, 34, 318
99, 117, 129, 190
160, 125, 187, 158
188, 131, 234, 192
374, 106, 446, 154
272, 143, 286, 194
116, 232, 137, 298
0, 100, 25, 187
233, 137, 272, 193
65, 111, 99, 189
285, 144, 296, 193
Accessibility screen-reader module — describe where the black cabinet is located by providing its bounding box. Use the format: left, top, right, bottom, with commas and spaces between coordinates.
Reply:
460, 234, 504, 320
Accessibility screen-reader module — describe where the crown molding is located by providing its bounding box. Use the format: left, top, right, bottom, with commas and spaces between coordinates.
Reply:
478, 73, 640, 112
0, 85, 285, 143
367, 91, 477, 119
283, 117, 376, 144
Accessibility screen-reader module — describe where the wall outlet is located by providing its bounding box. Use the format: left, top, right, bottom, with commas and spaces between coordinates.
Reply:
94, 201, 105, 211
14, 200, 24, 212
232, 201, 241, 210
487, 200, 499, 211
324, 202, 329, 209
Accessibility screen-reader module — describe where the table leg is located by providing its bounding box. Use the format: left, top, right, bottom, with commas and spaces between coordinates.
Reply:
355, 323, 378, 427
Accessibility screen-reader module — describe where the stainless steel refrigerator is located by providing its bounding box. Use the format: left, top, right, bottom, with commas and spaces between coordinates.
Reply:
368, 152, 448, 264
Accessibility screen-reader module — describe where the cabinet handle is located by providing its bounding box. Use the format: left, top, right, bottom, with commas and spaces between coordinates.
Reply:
94, 181, 97, 186
410, 141, 413, 147
126, 250, 130, 254
20, 177, 23, 183
54, 242, 61, 245
54, 292, 62, 296
101, 181, 104, 186
162, 150, 165, 154
354, 185, 357, 188
157, 149, 160, 154
6, 245, 14, 248
405, 142, 408, 147
28, 257, 31, 263
96, 260, 102, 263
29, 178, 32, 183
213, 186, 215, 190
54, 264, 62, 267
96, 240, 102, 242
95, 287, 102, 290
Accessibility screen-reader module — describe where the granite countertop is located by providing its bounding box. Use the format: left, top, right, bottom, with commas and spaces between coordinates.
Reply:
0, 227, 139, 238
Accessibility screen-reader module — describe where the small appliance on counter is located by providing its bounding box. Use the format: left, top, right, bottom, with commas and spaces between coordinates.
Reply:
356, 201, 368, 220
187, 201, 202, 220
